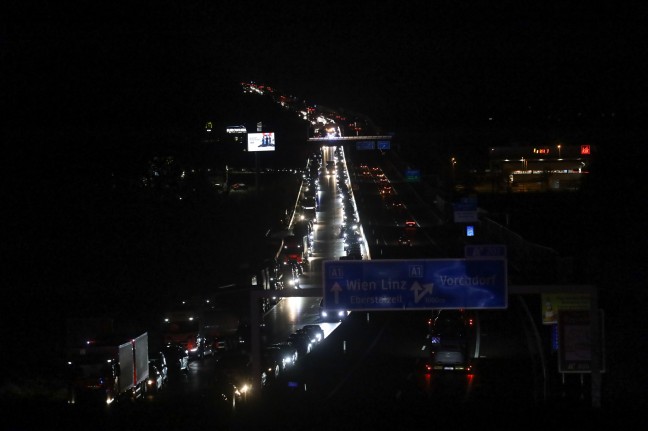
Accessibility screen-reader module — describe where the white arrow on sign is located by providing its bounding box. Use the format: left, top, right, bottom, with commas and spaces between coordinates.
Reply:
330, 282, 343, 304
410, 281, 434, 303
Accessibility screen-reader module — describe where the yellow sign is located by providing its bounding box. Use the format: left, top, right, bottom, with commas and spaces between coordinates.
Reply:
541, 293, 590, 325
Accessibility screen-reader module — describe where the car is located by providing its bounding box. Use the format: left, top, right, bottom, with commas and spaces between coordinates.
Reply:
344, 231, 362, 250
186, 335, 216, 359
301, 194, 316, 208
200, 336, 219, 358
426, 341, 472, 373
340, 222, 359, 239
147, 363, 165, 393
345, 243, 363, 259
230, 182, 247, 191
428, 309, 472, 346
280, 261, 301, 288
379, 185, 393, 196
262, 346, 287, 379
215, 351, 267, 394
291, 258, 304, 275
161, 344, 189, 375
213, 379, 244, 411
300, 206, 316, 223
212, 337, 230, 352
286, 332, 313, 357
149, 351, 169, 386
295, 328, 319, 346
325, 160, 335, 175
397, 235, 411, 246
343, 209, 358, 223
390, 200, 405, 210
320, 298, 349, 322
267, 342, 299, 365
301, 324, 325, 344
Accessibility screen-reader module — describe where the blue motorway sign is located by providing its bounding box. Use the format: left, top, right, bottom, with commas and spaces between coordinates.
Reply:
322, 259, 507, 311
465, 244, 507, 258
405, 169, 421, 182
356, 141, 375, 150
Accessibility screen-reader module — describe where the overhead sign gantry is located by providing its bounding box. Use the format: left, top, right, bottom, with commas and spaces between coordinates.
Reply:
307, 135, 392, 150
322, 258, 508, 311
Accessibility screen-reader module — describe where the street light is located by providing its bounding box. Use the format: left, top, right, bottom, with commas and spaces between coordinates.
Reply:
557, 144, 562, 159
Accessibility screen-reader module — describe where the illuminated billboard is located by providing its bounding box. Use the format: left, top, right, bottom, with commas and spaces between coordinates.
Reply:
226, 125, 247, 134
247, 132, 276, 152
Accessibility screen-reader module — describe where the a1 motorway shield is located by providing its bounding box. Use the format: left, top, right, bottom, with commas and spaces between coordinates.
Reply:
322, 259, 507, 311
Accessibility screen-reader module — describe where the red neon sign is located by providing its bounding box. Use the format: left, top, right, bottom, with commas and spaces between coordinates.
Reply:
581, 145, 591, 155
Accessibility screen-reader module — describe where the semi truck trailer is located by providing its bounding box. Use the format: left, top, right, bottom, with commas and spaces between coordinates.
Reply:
66, 332, 149, 405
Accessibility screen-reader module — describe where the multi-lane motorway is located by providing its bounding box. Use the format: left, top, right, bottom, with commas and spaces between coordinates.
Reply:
8, 144, 598, 430
239, 144, 544, 427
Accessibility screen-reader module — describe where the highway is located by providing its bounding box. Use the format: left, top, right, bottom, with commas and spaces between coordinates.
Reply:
7, 144, 595, 430
241, 145, 541, 424
235, 144, 545, 427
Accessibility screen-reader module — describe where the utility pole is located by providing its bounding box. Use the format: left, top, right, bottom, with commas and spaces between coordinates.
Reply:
256, 122, 262, 198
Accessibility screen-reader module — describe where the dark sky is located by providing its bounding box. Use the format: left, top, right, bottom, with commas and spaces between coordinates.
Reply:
5, 0, 647, 222
5, 0, 646, 140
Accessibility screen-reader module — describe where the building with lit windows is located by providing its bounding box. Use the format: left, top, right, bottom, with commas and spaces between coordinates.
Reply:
486, 144, 593, 193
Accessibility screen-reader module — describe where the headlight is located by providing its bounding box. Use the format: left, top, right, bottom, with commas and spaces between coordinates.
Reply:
240, 384, 250, 394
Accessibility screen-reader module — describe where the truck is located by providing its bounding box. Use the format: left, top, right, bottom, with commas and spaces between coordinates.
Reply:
280, 234, 309, 265
162, 302, 241, 358
292, 219, 313, 251
66, 331, 149, 405
162, 285, 269, 357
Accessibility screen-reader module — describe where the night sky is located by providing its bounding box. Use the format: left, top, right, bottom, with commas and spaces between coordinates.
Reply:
5, 1, 646, 138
